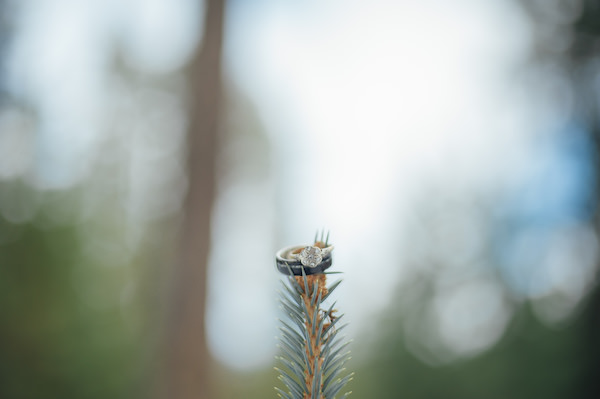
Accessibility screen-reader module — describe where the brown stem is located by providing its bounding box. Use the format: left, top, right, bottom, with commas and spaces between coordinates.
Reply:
295, 274, 328, 399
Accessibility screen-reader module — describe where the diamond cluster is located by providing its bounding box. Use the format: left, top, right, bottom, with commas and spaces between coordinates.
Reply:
298, 246, 323, 267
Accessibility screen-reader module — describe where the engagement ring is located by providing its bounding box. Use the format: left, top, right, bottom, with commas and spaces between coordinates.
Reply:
275, 244, 334, 276
289, 245, 334, 267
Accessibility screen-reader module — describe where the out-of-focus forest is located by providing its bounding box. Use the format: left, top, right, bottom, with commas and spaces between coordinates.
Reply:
0, 0, 599, 398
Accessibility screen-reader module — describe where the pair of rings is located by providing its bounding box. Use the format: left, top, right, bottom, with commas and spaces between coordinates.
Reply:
275, 244, 334, 275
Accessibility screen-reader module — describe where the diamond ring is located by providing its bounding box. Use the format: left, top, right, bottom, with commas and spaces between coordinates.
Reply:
275, 244, 334, 276
289, 245, 334, 267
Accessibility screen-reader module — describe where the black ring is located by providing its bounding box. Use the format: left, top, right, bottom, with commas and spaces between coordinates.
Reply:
276, 255, 333, 276
275, 245, 333, 276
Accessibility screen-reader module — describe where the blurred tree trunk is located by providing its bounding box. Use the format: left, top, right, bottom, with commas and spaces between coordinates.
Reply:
164, 0, 225, 398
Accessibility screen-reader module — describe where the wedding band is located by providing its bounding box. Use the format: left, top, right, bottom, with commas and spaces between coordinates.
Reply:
275, 244, 334, 276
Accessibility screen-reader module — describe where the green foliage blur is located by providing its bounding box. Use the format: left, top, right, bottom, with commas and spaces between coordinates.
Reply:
0, 182, 150, 399
216, 287, 600, 399
353, 294, 597, 399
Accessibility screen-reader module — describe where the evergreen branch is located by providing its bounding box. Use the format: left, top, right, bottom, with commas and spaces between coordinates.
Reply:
321, 314, 345, 338
302, 270, 310, 299
279, 325, 305, 349
321, 280, 342, 302
323, 373, 354, 399
279, 294, 304, 321
278, 356, 306, 382
277, 340, 306, 366
275, 235, 352, 398
310, 279, 320, 306
323, 353, 351, 377
275, 386, 294, 399
313, 314, 327, 353
322, 341, 352, 372
276, 367, 307, 397
323, 325, 348, 352
322, 367, 346, 391
311, 359, 322, 398
281, 283, 303, 305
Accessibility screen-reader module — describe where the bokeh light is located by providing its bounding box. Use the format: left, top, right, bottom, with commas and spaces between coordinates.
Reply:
1, 0, 599, 398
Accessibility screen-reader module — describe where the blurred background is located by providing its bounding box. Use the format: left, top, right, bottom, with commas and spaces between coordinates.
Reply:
0, 0, 599, 398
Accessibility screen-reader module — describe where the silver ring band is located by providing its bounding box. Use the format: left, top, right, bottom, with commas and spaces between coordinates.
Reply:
275, 245, 333, 275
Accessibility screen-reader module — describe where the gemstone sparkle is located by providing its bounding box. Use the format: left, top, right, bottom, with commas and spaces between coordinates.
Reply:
299, 246, 323, 267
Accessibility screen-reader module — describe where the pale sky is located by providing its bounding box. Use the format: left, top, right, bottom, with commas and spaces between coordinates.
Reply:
210, 0, 550, 369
